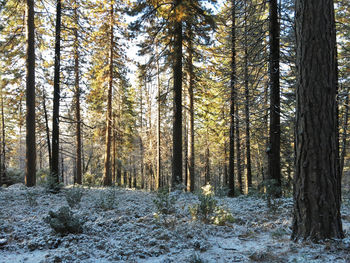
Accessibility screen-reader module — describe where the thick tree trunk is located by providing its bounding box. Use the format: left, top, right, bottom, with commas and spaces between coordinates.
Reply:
171, 0, 183, 188
102, 4, 114, 186
73, 1, 82, 185
25, 0, 36, 187
51, 0, 62, 184
228, 0, 236, 197
292, 0, 343, 241
267, 0, 281, 197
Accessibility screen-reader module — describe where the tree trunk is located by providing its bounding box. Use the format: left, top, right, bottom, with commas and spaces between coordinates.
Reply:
340, 87, 350, 177
51, 0, 62, 184
0, 90, 5, 184
292, 0, 344, 241
156, 44, 162, 190
244, 2, 252, 190
25, 0, 36, 187
73, 1, 82, 185
42, 92, 51, 170
235, 103, 243, 194
187, 24, 195, 192
102, 4, 114, 186
267, 0, 281, 197
171, 0, 183, 188
228, 0, 236, 197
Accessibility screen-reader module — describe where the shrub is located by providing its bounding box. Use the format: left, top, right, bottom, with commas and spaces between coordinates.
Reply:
36, 169, 50, 185
190, 184, 235, 225
45, 174, 63, 193
5, 168, 24, 185
25, 190, 38, 207
44, 206, 83, 235
83, 172, 102, 186
65, 186, 84, 208
94, 187, 118, 210
153, 187, 176, 215
189, 184, 217, 223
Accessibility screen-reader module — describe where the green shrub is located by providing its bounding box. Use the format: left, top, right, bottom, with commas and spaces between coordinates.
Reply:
25, 190, 38, 207
44, 206, 83, 235
94, 187, 118, 210
189, 184, 217, 223
65, 186, 84, 208
83, 172, 102, 186
35, 169, 50, 185
190, 184, 235, 225
5, 168, 24, 185
45, 174, 63, 193
153, 187, 176, 215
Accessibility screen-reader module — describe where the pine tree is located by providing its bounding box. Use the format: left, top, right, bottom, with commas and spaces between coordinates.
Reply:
292, 0, 344, 241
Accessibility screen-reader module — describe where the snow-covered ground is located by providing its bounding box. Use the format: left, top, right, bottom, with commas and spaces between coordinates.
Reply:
0, 184, 349, 263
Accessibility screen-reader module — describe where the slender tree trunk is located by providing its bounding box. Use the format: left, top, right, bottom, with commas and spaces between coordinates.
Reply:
140, 77, 145, 189
187, 24, 195, 192
235, 103, 243, 194
205, 146, 210, 185
73, 1, 82, 185
171, 0, 183, 188
102, 4, 114, 186
51, 0, 62, 184
1, 91, 5, 183
228, 0, 236, 197
42, 92, 51, 170
112, 115, 116, 183
267, 0, 281, 197
244, 2, 252, 190
156, 44, 162, 189
25, 0, 36, 187
340, 87, 350, 177
292, 0, 343, 241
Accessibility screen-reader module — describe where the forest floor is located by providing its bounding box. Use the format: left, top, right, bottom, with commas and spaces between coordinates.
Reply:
0, 184, 350, 263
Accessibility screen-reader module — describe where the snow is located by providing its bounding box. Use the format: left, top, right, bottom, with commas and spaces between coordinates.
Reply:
0, 184, 349, 263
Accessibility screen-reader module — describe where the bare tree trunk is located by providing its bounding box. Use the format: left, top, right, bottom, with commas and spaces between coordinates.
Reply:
340, 87, 350, 177
292, 0, 343, 241
235, 103, 243, 194
267, 0, 281, 197
25, 0, 36, 187
187, 24, 195, 192
51, 0, 62, 185
102, 4, 114, 186
243, 2, 252, 190
73, 0, 82, 185
228, 0, 236, 197
171, 0, 183, 188
42, 92, 51, 170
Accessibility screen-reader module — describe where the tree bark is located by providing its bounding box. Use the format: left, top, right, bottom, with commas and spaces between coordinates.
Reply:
42, 92, 51, 170
73, 1, 82, 185
102, 4, 114, 186
51, 0, 62, 184
228, 0, 236, 197
340, 87, 349, 177
187, 24, 195, 192
267, 0, 281, 197
292, 0, 344, 241
244, 1, 252, 190
25, 0, 36, 187
235, 103, 243, 194
171, 0, 183, 188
